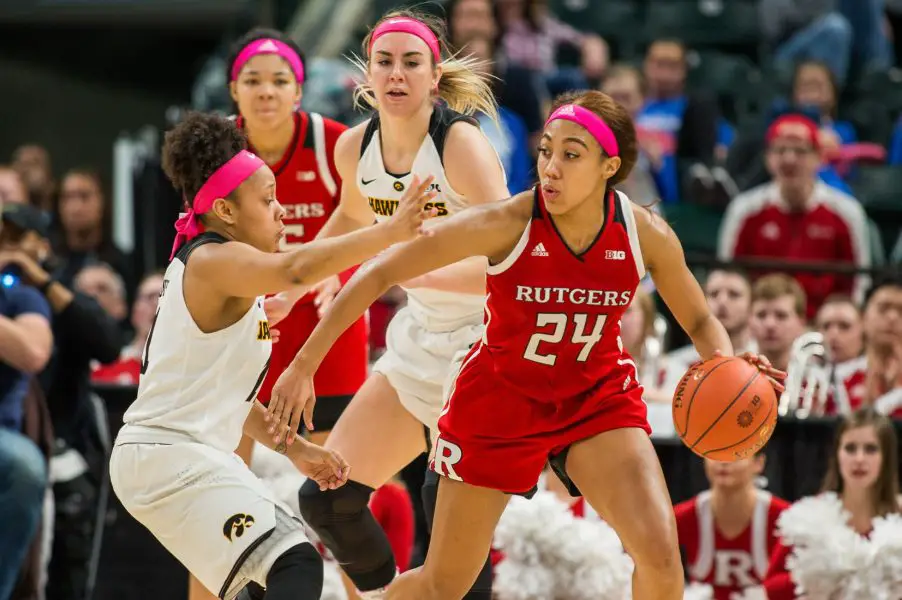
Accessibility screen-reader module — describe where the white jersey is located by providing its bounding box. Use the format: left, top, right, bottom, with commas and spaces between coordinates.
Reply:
117, 233, 272, 453
357, 103, 488, 331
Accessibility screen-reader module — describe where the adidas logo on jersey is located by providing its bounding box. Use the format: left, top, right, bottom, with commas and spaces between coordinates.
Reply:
531, 242, 549, 257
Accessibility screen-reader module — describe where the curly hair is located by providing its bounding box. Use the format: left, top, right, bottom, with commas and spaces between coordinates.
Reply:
226, 27, 306, 83
161, 111, 248, 205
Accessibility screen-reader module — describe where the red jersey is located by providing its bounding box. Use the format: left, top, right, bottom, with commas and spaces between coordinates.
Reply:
675, 490, 789, 600
717, 181, 870, 318
481, 188, 644, 401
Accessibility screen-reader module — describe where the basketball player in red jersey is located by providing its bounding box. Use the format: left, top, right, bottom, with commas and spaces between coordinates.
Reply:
675, 456, 789, 600
227, 28, 369, 447
276, 89, 785, 600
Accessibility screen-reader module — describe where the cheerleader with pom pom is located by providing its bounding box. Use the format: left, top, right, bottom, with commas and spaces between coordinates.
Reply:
675, 454, 788, 600
763, 407, 902, 600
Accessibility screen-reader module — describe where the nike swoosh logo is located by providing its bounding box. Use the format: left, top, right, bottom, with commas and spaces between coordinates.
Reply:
361, 178, 376, 185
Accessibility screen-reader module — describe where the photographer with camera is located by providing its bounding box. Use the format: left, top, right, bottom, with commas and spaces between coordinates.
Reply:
0, 202, 53, 600
0, 202, 121, 600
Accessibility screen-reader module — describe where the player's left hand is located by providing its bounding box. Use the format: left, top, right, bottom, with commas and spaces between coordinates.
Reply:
267, 363, 317, 444
311, 275, 342, 319
714, 350, 786, 393
264, 292, 295, 327
292, 442, 350, 491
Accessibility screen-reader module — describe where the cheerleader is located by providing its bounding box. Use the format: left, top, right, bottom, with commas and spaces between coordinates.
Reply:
763, 407, 902, 599
675, 455, 789, 600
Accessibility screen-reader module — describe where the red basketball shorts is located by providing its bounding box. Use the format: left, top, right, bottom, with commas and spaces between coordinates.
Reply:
257, 301, 368, 404
431, 346, 651, 495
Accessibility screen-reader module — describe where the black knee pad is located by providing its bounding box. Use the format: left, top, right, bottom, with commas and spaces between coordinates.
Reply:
420, 469, 494, 598
297, 479, 396, 591
298, 477, 373, 529
265, 543, 323, 600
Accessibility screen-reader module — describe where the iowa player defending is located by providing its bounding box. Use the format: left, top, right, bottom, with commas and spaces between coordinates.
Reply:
279, 90, 785, 600
227, 29, 369, 451
265, 9, 509, 599
108, 112, 437, 600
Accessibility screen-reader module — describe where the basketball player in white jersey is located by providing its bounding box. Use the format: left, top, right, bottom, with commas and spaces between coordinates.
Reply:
263, 9, 509, 599
108, 112, 438, 600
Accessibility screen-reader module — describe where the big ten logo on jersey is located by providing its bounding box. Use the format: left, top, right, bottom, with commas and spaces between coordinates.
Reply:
257, 320, 272, 342
368, 197, 448, 217
432, 438, 463, 482
279, 203, 326, 250
712, 550, 758, 588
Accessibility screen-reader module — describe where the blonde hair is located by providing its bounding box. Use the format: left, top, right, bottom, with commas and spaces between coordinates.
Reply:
352, 9, 498, 121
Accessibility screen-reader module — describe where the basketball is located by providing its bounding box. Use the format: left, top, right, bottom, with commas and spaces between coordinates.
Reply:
672, 356, 778, 462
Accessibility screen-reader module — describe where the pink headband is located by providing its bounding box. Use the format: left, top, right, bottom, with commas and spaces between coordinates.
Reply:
369, 17, 441, 62
545, 104, 620, 157
170, 150, 266, 260
231, 38, 305, 83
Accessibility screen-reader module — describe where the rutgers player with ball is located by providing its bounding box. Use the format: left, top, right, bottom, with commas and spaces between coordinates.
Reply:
275, 89, 785, 600
228, 28, 368, 445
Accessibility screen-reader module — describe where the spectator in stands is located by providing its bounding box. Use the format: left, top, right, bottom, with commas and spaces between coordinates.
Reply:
52, 168, 133, 301
11, 144, 55, 213
861, 276, 902, 416
600, 65, 659, 207
0, 166, 29, 206
662, 268, 757, 396
463, 34, 533, 194
792, 60, 856, 147
816, 294, 864, 364
445, 0, 548, 144
717, 115, 871, 318
764, 407, 900, 599
0, 201, 53, 600
496, 0, 607, 95
748, 274, 808, 374
0, 202, 122, 600
91, 271, 163, 386
74, 263, 130, 338
761, 0, 853, 85
637, 39, 720, 203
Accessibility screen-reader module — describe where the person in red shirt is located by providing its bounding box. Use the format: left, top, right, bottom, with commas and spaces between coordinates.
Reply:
763, 408, 901, 599
227, 28, 369, 448
91, 271, 164, 385
717, 114, 871, 319
280, 89, 784, 600
675, 455, 789, 600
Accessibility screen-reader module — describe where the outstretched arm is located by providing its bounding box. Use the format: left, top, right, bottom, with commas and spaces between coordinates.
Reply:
296, 199, 524, 371
263, 196, 531, 439
190, 176, 436, 300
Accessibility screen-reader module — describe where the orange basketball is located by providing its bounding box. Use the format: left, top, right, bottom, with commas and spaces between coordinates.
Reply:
672, 356, 778, 462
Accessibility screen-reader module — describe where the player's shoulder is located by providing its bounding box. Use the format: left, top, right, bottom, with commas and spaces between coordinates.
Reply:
335, 120, 369, 156
310, 111, 349, 142
493, 189, 535, 224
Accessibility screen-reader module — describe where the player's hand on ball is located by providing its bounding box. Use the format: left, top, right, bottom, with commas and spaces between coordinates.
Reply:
293, 443, 351, 491
267, 363, 316, 444
387, 174, 439, 242
713, 350, 786, 393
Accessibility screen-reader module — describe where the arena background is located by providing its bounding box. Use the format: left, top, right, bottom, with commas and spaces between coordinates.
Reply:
1, 0, 900, 599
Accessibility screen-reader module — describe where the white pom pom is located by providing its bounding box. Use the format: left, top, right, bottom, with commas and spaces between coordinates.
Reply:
494, 560, 557, 600
683, 582, 713, 600
495, 491, 633, 600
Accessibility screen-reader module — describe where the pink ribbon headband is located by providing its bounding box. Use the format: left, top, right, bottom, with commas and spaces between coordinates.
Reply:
369, 17, 441, 62
170, 150, 266, 260
231, 38, 305, 83
545, 104, 620, 157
